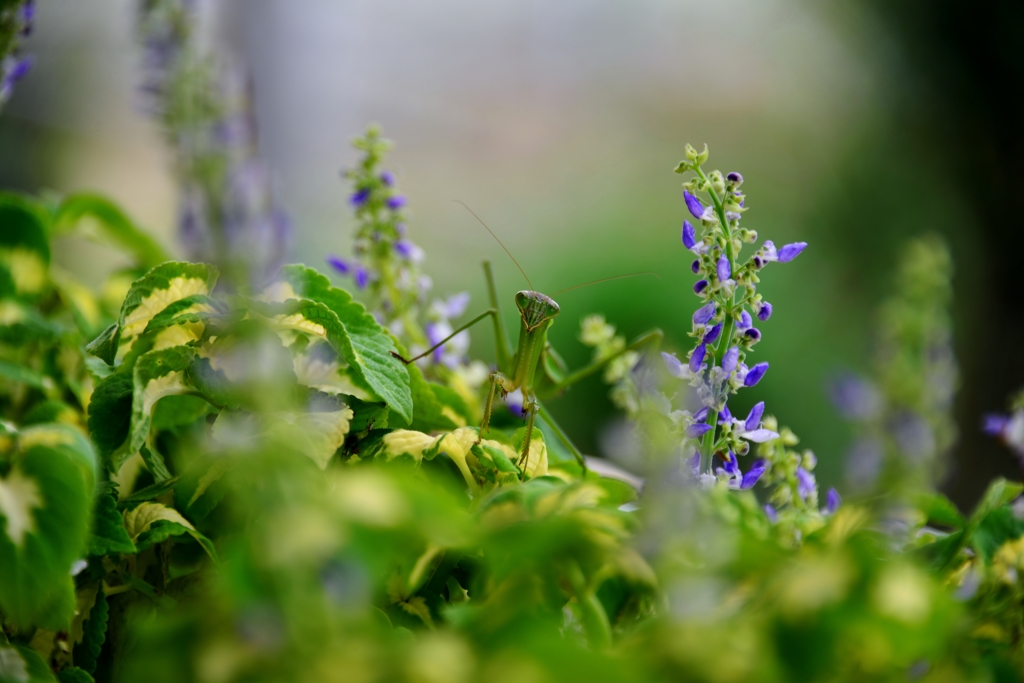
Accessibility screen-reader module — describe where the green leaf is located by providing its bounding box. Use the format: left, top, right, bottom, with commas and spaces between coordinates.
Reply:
127, 346, 195, 475
972, 507, 1024, 562
913, 492, 965, 529
405, 360, 459, 433
0, 644, 58, 682
51, 193, 171, 269
86, 262, 217, 365
122, 502, 216, 562
116, 477, 179, 510
83, 324, 118, 367
0, 359, 49, 390
970, 478, 1023, 522
72, 592, 108, 674
87, 493, 136, 557
174, 459, 231, 522
272, 265, 412, 424
57, 668, 94, 683
0, 427, 95, 628
86, 372, 133, 470
0, 194, 51, 300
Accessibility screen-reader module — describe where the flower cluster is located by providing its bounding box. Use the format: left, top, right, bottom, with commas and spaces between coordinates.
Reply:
660, 144, 808, 490
328, 127, 489, 405
984, 388, 1024, 460
579, 314, 642, 416
831, 235, 957, 494
754, 416, 840, 527
0, 0, 34, 107
137, 0, 290, 286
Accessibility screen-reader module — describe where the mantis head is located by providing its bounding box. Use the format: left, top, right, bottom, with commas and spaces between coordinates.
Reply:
516, 290, 560, 332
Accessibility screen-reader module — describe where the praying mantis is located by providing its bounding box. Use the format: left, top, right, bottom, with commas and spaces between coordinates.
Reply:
392, 205, 663, 470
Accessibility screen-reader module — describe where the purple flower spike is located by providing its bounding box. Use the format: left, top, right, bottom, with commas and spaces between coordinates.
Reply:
744, 362, 769, 387
683, 190, 705, 219
983, 414, 1009, 436
741, 460, 767, 489
796, 467, 816, 500
693, 302, 716, 326
689, 343, 707, 373
777, 242, 808, 263
722, 346, 739, 374
704, 323, 722, 345
717, 255, 731, 282
353, 266, 369, 289
757, 302, 773, 321
764, 504, 778, 523
691, 259, 701, 274
685, 422, 713, 439
745, 328, 761, 342
693, 406, 710, 422
682, 221, 697, 249
719, 405, 732, 422
350, 188, 371, 207
693, 279, 709, 294
380, 170, 395, 186
825, 487, 842, 515
386, 195, 407, 210
744, 402, 765, 432
726, 171, 743, 184
326, 256, 350, 275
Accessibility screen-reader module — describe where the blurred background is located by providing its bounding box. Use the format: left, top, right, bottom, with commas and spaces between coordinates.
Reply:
1, 0, 1019, 508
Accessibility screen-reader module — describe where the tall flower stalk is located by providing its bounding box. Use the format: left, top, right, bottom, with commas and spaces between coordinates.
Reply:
136, 0, 289, 288
0, 0, 34, 107
661, 144, 807, 488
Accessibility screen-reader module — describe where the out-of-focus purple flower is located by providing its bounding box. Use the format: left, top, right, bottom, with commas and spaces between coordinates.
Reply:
796, 467, 816, 500
662, 352, 688, 379
736, 310, 752, 331
353, 265, 369, 289
690, 259, 700, 274
693, 279, 709, 294
757, 302, 773, 321
744, 328, 761, 342
380, 170, 395, 186
350, 188, 371, 207
726, 171, 743, 184
717, 255, 731, 282
693, 406, 710, 422
7, 55, 32, 81
683, 190, 704, 219
685, 422, 713, 439
386, 195, 407, 210
825, 487, 841, 515
504, 388, 525, 417
688, 452, 701, 477
720, 452, 739, 478
777, 242, 808, 263
744, 402, 765, 432
830, 373, 882, 421
395, 222, 407, 236
722, 346, 739, 374
719, 405, 732, 422
689, 343, 707, 373
983, 414, 1009, 436
741, 460, 767, 489
704, 323, 722, 345
439, 291, 471, 319
744, 362, 769, 387
394, 239, 425, 263
693, 302, 716, 326
326, 256, 350, 275
764, 504, 778, 523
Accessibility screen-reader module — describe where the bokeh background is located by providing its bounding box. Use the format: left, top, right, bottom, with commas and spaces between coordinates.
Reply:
2, 0, 1019, 508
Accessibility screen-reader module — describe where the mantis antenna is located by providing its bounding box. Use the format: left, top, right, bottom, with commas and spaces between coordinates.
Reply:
453, 200, 534, 291
552, 272, 661, 297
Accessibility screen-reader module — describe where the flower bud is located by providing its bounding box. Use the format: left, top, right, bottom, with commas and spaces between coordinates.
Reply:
691, 259, 701, 274
743, 362, 769, 387
726, 171, 744, 185
703, 322, 722, 345
693, 279, 708, 294
692, 302, 716, 326
744, 402, 765, 432
681, 220, 697, 249
744, 327, 761, 342
717, 255, 731, 282
683, 191, 705, 220
685, 422, 713, 439
689, 342, 707, 373
326, 255, 350, 274
722, 346, 739, 374
757, 302, 773, 321
777, 242, 807, 262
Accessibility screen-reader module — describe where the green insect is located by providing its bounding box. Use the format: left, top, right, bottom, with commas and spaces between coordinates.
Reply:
392, 204, 663, 471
